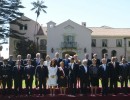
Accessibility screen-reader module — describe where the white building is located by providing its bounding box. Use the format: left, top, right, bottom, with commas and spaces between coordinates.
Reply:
9, 16, 130, 61
47, 20, 92, 60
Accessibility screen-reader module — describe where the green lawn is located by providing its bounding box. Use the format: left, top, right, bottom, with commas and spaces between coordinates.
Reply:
11, 78, 130, 88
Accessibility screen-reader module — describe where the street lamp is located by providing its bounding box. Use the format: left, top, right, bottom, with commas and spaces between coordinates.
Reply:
36, 37, 39, 52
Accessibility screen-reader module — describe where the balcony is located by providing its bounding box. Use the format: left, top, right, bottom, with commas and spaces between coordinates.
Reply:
61, 42, 77, 49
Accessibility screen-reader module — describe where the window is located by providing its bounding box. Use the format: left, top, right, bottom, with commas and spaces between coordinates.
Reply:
19, 25, 23, 30
24, 24, 28, 30
19, 24, 28, 30
40, 39, 47, 50
111, 50, 117, 57
64, 35, 74, 42
102, 49, 108, 58
128, 41, 130, 47
102, 39, 107, 47
116, 39, 122, 47
92, 39, 96, 47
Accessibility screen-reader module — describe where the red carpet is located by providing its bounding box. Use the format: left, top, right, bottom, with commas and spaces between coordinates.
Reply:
0, 88, 130, 100
0, 94, 130, 100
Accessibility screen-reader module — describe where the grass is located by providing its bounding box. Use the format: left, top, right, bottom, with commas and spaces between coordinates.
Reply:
11, 77, 130, 88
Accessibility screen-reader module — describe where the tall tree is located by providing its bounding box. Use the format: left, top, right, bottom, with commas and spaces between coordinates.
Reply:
31, 0, 47, 52
15, 39, 37, 58
31, 0, 47, 22
0, 0, 24, 43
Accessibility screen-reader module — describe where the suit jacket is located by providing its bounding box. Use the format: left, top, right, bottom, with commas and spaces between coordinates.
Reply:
35, 65, 48, 80
55, 58, 62, 67
108, 61, 119, 79
63, 59, 70, 69
23, 59, 34, 66
14, 60, 24, 66
1, 64, 12, 79
24, 65, 35, 80
79, 65, 89, 81
87, 59, 92, 66
68, 63, 79, 80
119, 63, 129, 79
32, 58, 40, 69
99, 64, 109, 79
13, 65, 24, 80
0, 62, 3, 80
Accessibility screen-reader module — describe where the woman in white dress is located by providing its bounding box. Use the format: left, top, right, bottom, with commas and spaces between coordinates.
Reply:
47, 59, 58, 96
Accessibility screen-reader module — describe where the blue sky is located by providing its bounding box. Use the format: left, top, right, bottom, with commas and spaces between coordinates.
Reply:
21, 0, 130, 28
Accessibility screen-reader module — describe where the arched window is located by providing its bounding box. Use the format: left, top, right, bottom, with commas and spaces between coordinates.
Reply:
102, 49, 108, 58
40, 39, 47, 50
111, 50, 117, 57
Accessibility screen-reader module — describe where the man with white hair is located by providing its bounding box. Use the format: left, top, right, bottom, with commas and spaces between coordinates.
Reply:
79, 59, 89, 95
33, 53, 41, 89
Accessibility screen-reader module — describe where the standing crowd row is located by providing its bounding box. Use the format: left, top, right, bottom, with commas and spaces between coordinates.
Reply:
0, 52, 130, 97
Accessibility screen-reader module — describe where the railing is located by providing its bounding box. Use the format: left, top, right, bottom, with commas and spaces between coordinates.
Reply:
61, 42, 77, 49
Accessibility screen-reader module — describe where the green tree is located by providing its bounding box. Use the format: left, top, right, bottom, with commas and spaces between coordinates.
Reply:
0, 0, 24, 43
15, 39, 37, 59
31, 0, 47, 52
31, 0, 47, 21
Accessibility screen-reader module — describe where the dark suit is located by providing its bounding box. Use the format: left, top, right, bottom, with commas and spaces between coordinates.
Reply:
33, 58, 40, 88
95, 58, 101, 66
0, 61, 3, 80
99, 64, 109, 96
79, 65, 89, 94
24, 65, 35, 95
7, 60, 15, 89
108, 61, 119, 95
68, 63, 78, 95
35, 65, 48, 95
119, 63, 129, 94
57, 67, 68, 87
1, 64, 12, 95
63, 59, 70, 69
86, 59, 92, 66
55, 58, 62, 67
13, 65, 24, 95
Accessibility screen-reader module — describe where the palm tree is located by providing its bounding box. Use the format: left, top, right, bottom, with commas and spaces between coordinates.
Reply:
31, 0, 47, 52
31, 0, 47, 22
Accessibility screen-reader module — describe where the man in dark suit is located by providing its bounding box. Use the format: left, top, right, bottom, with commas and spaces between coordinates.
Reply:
99, 58, 109, 96
84, 53, 92, 87
55, 52, 62, 67
119, 58, 129, 95
79, 59, 89, 95
23, 54, 33, 66
33, 53, 41, 89
24, 59, 35, 96
63, 54, 70, 88
13, 60, 24, 96
108, 57, 120, 95
7, 55, 15, 91
84, 53, 92, 66
17, 55, 24, 66
68, 57, 78, 96
0, 57, 3, 89
35, 59, 48, 96
1, 59, 12, 96
63, 54, 70, 69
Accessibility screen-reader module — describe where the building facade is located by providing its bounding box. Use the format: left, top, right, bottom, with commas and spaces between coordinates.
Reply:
9, 16, 130, 61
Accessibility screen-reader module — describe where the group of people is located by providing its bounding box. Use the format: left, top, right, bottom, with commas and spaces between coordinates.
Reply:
0, 52, 130, 97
